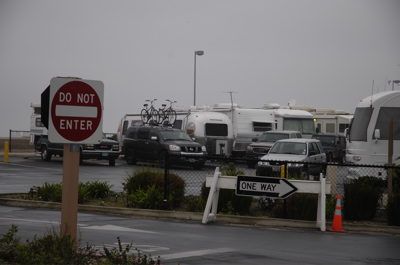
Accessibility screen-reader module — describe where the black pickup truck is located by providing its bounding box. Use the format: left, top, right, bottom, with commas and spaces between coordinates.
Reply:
35, 134, 120, 166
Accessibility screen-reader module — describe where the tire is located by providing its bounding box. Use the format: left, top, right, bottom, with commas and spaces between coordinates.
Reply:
159, 151, 167, 168
141, 109, 149, 124
149, 109, 159, 125
193, 161, 205, 170
301, 167, 309, 180
340, 153, 346, 164
109, 159, 116, 166
125, 148, 137, 165
167, 109, 177, 125
41, 146, 52, 161
247, 160, 258, 169
327, 153, 333, 163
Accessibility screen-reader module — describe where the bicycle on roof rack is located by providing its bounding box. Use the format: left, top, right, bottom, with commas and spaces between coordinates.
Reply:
158, 99, 177, 126
141, 99, 159, 125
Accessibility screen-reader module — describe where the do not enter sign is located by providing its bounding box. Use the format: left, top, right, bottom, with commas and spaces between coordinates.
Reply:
48, 77, 104, 143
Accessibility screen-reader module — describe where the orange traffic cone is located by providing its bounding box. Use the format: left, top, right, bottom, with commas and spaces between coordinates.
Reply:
328, 194, 347, 233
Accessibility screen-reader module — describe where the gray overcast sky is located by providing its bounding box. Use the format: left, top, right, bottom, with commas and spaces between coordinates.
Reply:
1, 0, 400, 137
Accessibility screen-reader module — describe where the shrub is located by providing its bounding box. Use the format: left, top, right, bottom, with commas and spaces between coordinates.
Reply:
83, 180, 113, 199
32, 182, 63, 202
123, 166, 185, 209
343, 176, 385, 221
0, 225, 158, 265
269, 194, 319, 220
387, 193, 400, 226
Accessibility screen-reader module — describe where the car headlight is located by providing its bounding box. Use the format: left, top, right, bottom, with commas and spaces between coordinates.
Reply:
169, 145, 181, 151
84, 144, 94, 150
201, 146, 207, 152
287, 163, 302, 167
247, 146, 253, 151
258, 161, 270, 166
112, 144, 119, 151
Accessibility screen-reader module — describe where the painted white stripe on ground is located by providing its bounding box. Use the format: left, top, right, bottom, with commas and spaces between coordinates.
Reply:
161, 247, 236, 260
81, 224, 161, 234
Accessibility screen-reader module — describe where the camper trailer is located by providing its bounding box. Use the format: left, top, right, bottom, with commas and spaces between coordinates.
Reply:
30, 103, 48, 145
182, 111, 234, 156
262, 105, 316, 138
210, 105, 276, 157
346, 91, 400, 178
314, 114, 353, 135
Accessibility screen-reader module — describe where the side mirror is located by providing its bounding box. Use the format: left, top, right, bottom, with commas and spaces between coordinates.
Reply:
374, 129, 380, 140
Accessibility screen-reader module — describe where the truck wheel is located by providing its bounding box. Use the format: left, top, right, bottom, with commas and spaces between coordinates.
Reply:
109, 159, 116, 166
247, 160, 258, 168
41, 146, 52, 161
301, 167, 309, 180
193, 161, 205, 170
328, 153, 333, 163
125, 148, 137, 165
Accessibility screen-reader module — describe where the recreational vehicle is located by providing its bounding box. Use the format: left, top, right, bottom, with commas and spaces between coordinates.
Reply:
346, 91, 400, 178
30, 103, 48, 145
182, 111, 234, 156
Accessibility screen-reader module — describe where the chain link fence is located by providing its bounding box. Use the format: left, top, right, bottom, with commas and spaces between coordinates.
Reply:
162, 154, 399, 226
0, 130, 34, 153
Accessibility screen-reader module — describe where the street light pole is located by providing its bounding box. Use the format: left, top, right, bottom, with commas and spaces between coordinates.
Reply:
194, 50, 204, 106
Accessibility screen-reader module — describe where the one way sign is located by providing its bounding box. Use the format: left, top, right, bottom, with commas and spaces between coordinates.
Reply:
236, 175, 297, 199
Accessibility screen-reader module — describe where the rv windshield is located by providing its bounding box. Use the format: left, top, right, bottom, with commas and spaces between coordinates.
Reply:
283, 118, 315, 134
375, 107, 400, 140
349, 107, 373, 142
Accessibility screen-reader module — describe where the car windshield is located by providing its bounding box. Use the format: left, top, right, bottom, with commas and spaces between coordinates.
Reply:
160, 131, 192, 141
258, 133, 289, 142
312, 136, 334, 146
269, 142, 306, 155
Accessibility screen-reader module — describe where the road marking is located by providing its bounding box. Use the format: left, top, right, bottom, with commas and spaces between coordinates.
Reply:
101, 242, 169, 253
80, 224, 161, 234
161, 247, 236, 260
0, 217, 58, 224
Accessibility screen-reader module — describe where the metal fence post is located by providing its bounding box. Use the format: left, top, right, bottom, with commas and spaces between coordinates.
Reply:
163, 152, 170, 210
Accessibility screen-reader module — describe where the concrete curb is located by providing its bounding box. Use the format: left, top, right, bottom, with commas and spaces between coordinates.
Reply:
1, 198, 399, 235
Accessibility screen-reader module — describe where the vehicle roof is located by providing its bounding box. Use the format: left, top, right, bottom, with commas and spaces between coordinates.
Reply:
262, 130, 301, 134
311, 134, 344, 137
275, 138, 320, 143
127, 125, 183, 132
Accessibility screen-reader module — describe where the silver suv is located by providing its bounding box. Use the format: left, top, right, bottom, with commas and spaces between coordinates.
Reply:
246, 131, 302, 168
256, 138, 326, 179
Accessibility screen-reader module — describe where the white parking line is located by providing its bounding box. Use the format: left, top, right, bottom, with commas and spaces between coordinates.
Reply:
161, 247, 236, 260
80, 224, 161, 234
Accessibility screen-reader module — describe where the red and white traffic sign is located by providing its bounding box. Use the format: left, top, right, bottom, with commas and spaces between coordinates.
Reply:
48, 77, 104, 143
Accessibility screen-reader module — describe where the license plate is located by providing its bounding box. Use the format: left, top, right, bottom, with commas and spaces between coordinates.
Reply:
102, 153, 108, 157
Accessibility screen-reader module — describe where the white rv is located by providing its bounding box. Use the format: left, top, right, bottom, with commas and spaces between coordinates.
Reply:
30, 103, 48, 145
314, 114, 353, 135
346, 91, 400, 178
262, 106, 316, 138
182, 111, 234, 156
209, 105, 276, 157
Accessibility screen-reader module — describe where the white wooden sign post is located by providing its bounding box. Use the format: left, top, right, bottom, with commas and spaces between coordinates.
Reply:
202, 168, 331, 231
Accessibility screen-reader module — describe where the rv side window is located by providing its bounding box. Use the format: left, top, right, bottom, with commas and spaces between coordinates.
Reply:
375, 107, 400, 140
326, 123, 335, 133
122, 121, 129, 136
339, 123, 348, 133
34, 107, 41, 115
349, 107, 373, 141
173, 120, 182, 129
253, 122, 272, 132
205, 124, 228, 136
35, 118, 44, 127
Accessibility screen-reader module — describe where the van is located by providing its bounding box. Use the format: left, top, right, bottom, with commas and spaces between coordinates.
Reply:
122, 126, 207, 169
